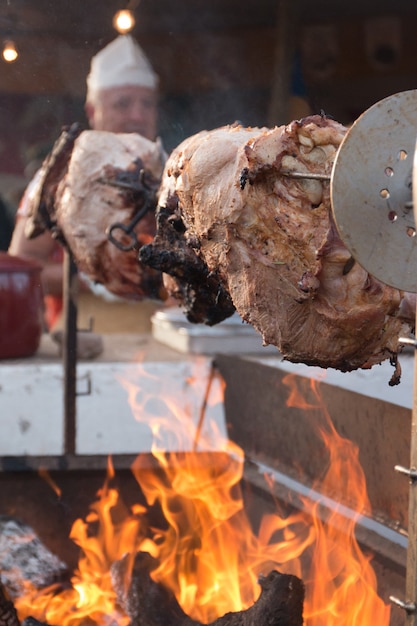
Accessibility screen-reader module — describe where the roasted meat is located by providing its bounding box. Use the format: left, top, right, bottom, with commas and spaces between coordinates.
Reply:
140, 116, 414, 376
25, 125, 166, 300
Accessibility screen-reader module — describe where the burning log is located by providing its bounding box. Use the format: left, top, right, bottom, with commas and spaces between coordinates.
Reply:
111, 552, 304, 626
21, 618, 48, 626
0, 581, 20, 626
0, 517, 68, 601
0, 587, 47, 626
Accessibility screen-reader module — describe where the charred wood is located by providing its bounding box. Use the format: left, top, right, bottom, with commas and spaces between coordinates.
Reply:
0, 582, 20, 626
0, 517, 69, 601
21, 618, 49, 626
111, 552, 194, 626
111, 552, 304, 626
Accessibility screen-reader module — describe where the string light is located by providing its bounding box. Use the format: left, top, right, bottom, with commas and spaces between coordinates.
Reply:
113, 9, 136, 34
2, 39, 18, 62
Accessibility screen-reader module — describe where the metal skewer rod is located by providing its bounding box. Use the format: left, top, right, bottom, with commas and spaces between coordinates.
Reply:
280, 170, 331, 181
281, 169, 416, 217
281, 169, 416, 213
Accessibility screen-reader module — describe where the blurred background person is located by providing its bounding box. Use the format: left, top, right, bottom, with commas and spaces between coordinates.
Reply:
8, 34, 162, 336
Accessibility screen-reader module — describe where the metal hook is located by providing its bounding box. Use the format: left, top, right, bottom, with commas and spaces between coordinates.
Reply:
390, 596, 417, 614
106, 199, 152, 252
100, 170, 156, 252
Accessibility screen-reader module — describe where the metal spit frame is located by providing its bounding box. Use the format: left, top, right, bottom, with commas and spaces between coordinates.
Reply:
61, 249, 94, 457
390, 191, 417, 622
59, 270, 417, 623
391, 358, 417, 622
58, 91, 417, 623
62, 250, 78, 455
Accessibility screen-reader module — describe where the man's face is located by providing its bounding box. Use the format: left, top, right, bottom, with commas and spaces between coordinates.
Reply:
87, 84, 158, 140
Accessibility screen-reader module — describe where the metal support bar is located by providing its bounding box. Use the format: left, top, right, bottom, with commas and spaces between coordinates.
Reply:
395, 465, 417, 481
401, 300, 417, 624
390, 596, 416, 614
62, 249, 78, 455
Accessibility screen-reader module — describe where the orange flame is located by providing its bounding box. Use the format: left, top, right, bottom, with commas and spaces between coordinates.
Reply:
280, 374, 391, 625
15, 360, 391, 626
16, 457, 148, 626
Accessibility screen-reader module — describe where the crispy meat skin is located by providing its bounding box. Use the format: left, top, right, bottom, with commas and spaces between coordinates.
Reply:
142, 116, 413, 373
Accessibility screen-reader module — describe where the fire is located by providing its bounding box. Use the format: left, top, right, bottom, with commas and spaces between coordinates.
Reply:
16, 457, 148, 626
280, 375, 391, 624
15, 359, 391, 626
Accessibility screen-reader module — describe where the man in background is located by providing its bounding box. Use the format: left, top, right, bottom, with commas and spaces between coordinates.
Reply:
85, 34, 158, 139
9, 35, 162, 335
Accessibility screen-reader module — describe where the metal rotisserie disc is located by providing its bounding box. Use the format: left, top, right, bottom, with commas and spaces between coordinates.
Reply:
331, 89, 417, 292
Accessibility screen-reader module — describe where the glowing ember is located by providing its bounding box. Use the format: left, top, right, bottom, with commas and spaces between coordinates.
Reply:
15, 359, 390, 626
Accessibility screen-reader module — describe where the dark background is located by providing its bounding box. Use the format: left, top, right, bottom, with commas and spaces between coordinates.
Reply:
1, 0, 417, 230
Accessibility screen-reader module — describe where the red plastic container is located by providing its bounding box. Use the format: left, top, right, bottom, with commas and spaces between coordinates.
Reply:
0, 252, 44, 359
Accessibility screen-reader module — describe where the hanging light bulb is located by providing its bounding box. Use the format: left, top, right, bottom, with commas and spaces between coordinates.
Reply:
2, 39, 18, 62
113, 9, 136, 34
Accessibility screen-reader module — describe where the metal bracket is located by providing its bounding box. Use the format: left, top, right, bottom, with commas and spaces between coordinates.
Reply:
76, 372, 92, 397
102, 169, 157, 252
390, 595, 417, 614
395, 465, 417, 481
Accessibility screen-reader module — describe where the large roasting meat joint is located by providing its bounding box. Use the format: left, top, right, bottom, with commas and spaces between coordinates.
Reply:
22, 102, 417, 378
3, 90, 417, 626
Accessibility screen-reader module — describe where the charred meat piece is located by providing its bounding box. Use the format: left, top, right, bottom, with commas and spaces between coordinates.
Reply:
139, 200, 235, 325
141, 117, 413, 374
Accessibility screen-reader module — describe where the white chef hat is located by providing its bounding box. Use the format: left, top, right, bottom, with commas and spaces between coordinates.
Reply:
86, 35, 158, 100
